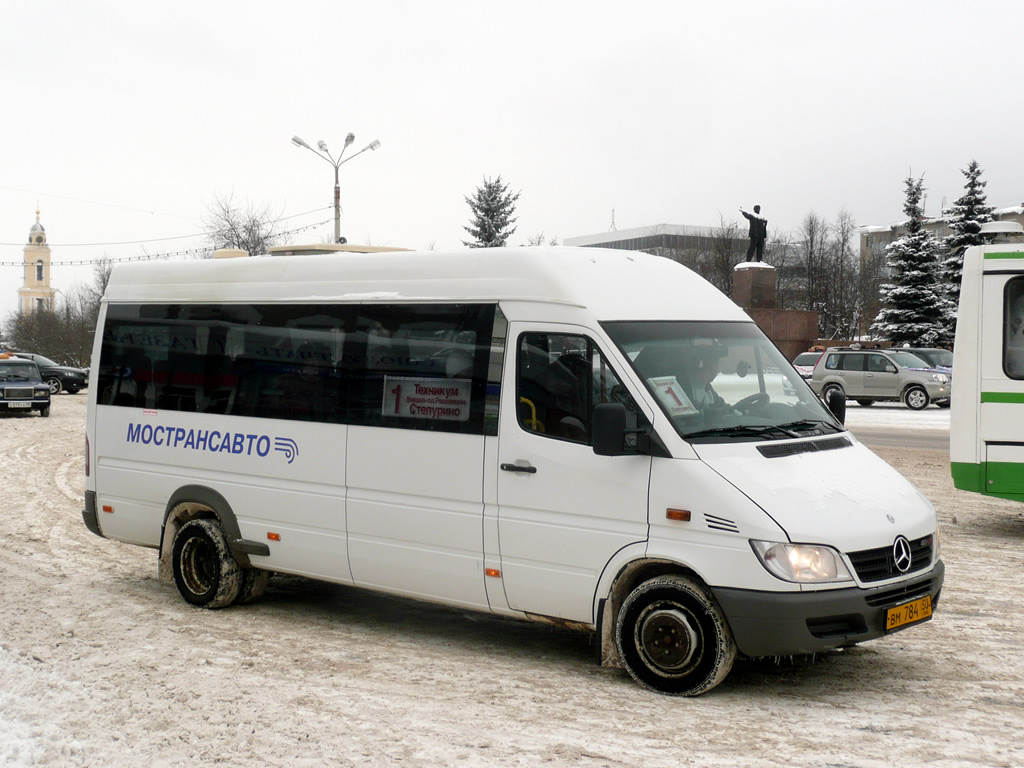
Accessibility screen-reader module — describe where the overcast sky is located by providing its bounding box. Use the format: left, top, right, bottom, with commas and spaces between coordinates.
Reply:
3, 0, 1023, 322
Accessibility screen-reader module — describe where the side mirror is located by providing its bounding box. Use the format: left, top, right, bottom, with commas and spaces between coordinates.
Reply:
593, 403, 629, 456
885, 364, 896, 374
825, 387, 846, 425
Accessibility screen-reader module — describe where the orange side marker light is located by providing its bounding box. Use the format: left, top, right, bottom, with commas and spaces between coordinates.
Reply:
267, 532, 281, 541
666, 509, 691, 522
485, 568, 501, 578
102, 505, 113, 514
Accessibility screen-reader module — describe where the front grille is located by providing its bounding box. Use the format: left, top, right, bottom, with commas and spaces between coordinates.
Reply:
864, 577, 938, 608
847, 535, 934, 583
2, 386, 33, 400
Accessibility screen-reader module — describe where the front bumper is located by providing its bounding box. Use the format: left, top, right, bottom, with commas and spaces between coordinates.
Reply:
711, 561, 944, 657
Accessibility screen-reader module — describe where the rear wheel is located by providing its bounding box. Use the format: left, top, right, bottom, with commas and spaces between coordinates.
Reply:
822, 383, 845, 403
616, 575, 736, 696
171, 519, 242, 608
904, 385, 929, 411
855, 399, 874, 407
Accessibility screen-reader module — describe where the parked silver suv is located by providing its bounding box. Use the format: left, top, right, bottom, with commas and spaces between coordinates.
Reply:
810, 347, 951, 410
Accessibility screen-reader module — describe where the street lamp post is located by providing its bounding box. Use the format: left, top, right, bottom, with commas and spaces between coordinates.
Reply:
291, 133, 381, 244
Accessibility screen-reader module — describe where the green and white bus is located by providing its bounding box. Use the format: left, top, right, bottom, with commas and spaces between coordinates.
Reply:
951, 221, 1024, 501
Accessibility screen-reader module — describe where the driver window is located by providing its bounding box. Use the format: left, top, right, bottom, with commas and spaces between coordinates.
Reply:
517, 332, 641, 444
867, 354, 892, 373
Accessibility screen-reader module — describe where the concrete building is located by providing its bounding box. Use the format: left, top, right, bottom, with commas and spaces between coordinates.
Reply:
17, 209, 56, 314
564, 223, 743, 256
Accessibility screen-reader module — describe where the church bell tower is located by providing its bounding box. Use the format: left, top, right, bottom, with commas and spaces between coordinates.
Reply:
17, 208, 56, 314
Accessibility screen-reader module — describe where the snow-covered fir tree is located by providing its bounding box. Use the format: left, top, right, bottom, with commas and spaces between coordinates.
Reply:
870, 176, 948, 346
940, 160, 994, 334
462, 176, 520, 248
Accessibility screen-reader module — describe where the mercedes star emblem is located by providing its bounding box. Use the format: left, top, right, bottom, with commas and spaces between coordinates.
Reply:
892, 536, 912, 573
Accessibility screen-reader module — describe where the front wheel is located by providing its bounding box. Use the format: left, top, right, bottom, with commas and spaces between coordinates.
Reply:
46, 377, 61, 395
904, 385, 930, 411
855, 399, 875, 407
616, 575, 736, 696
39, 405, 50, 417
171, 519, 242, 608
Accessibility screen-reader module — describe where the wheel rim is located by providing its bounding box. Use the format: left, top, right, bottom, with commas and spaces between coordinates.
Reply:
635, 603, 699, 675
907, 389, 926, 408
48, 378, 60, 394
179, 536, 216, 597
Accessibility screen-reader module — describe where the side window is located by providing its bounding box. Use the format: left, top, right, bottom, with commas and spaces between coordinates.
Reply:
346, 304, 498, 435
841, 354, 865, 372
867, 354, 890, 373
825, 353, 840, 370
1005, 278, 1024, 379
517, 333, 642, 444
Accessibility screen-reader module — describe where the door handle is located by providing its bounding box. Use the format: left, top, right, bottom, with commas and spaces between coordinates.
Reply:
501, 463, 537, 474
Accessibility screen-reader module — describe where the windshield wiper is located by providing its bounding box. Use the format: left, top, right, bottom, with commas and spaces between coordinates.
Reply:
684, 424, 801, 440
774, 419, 843, 434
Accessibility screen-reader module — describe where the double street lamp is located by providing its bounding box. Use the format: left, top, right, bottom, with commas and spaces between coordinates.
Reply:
291, 132, 381, 244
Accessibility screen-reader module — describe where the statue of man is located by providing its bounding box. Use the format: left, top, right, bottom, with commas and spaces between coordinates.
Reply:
739, 205, 768, 262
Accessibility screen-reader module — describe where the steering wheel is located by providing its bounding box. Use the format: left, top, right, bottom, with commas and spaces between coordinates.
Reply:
734, 392, 770, 414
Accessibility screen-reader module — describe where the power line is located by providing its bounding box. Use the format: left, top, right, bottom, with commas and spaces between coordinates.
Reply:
0, 206, 333, 248
0, 219, 332, 266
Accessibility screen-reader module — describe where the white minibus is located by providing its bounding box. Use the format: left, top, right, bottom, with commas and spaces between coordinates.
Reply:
83, 246, 943, 695
951, 222, 1024, 502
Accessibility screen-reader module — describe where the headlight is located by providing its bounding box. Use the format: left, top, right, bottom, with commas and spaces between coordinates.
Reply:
750, 540, 853, 583
932, 374, 949, 383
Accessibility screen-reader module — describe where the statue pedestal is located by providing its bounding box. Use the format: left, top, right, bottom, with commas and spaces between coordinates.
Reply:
733, 262, 776, 309
732, 262, 818, 360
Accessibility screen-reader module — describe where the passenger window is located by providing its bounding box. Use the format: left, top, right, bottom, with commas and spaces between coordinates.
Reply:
1005, 278, 1024, 379
841, 355, 865, 372
867, 355, 891, 373
516, 333, 642, 444
824, 354, 840, 370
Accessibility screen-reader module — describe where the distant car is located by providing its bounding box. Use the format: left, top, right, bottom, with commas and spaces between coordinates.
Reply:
810, 346, 951, 410
899, 347, 953, 376
0, 354, 51, 416
12, 353, 89, 395
792, 351, 822, 379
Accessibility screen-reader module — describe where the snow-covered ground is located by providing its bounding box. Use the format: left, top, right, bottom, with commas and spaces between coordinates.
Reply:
2, 395, 1022, 768
843, 401, 951, 431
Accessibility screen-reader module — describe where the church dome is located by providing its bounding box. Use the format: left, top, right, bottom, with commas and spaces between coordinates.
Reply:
28, 209, 46, 245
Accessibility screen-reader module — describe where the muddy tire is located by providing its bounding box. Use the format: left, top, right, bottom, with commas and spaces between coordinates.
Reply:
171, 519, 242, 608
616, 575, 736, 696
904, 385, 929, 411
235, 568, 270, 605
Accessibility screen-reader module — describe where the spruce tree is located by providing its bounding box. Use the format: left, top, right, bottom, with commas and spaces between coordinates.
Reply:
462, 176, 520, 248
870, 176, 948, 346
941, 160, 994, 332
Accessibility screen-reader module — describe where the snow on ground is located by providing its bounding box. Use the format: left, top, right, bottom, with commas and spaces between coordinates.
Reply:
2, 395, 1022, 768
843, 400, 951, 431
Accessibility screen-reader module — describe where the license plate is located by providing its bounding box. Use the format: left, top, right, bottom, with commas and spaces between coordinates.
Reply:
8, 402, 31, 408
885, 595, 932, 632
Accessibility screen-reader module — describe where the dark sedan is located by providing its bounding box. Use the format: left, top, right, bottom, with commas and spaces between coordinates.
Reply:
13, 353, 89, 394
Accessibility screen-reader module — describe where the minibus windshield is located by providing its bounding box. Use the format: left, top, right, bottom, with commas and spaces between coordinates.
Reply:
604, 321, 843, 442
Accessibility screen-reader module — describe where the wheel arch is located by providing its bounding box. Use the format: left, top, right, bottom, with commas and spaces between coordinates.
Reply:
596, 556, 707, 669
158, 485, 264, 582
